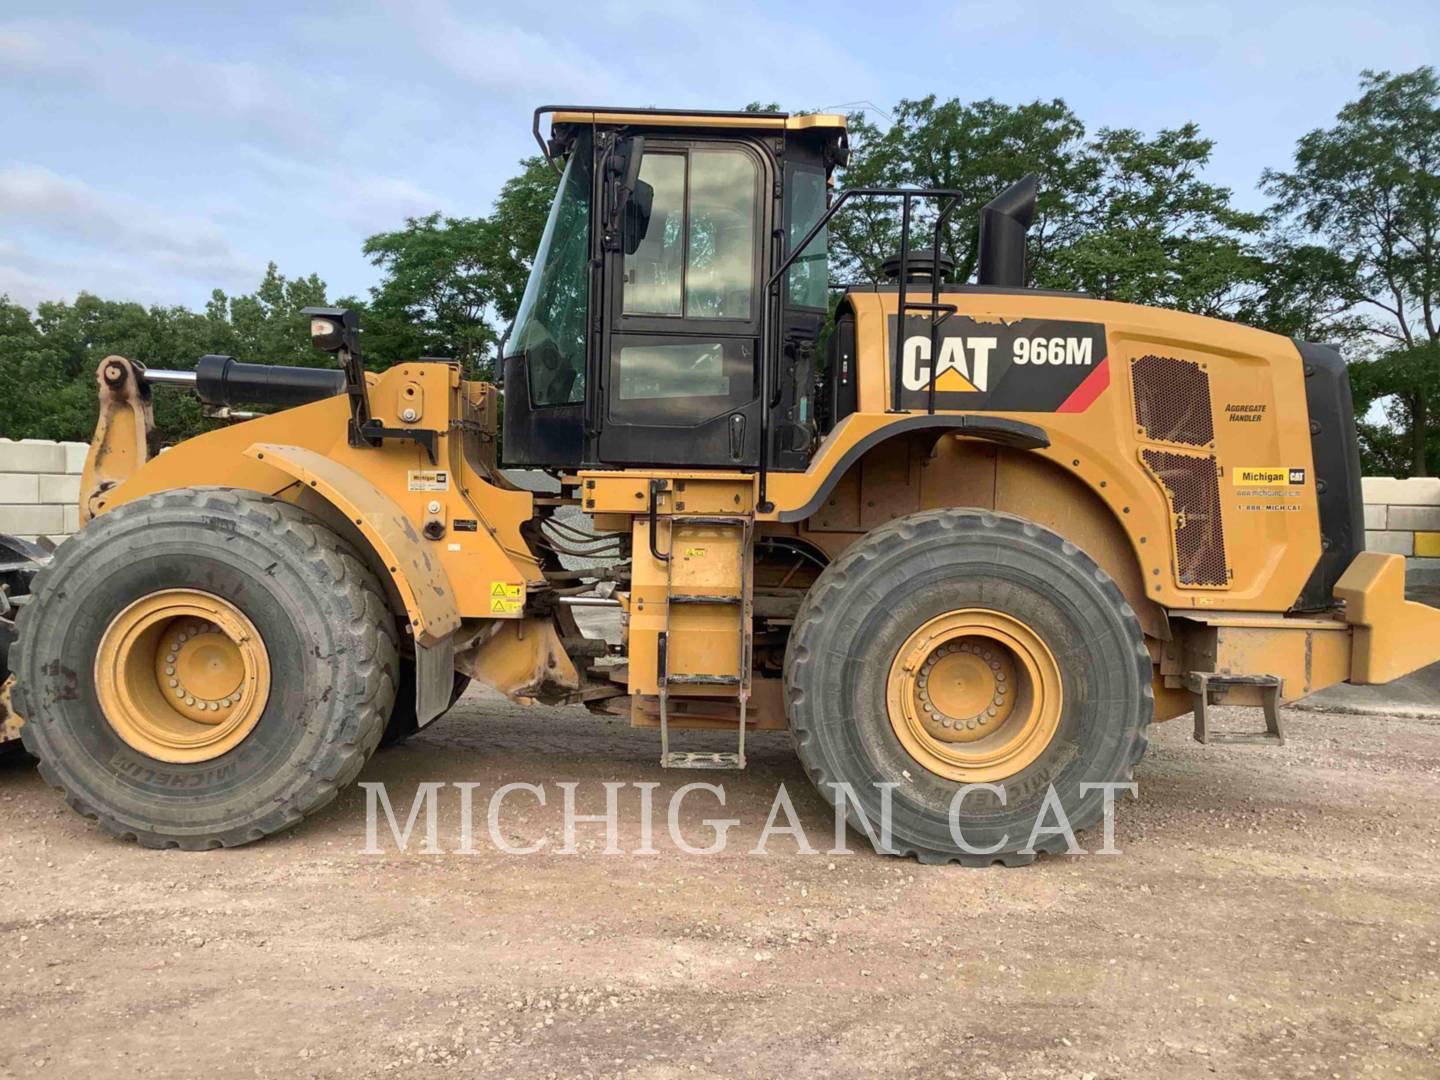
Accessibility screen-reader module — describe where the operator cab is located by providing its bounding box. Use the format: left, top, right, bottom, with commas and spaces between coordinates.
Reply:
503, 106, 848, 474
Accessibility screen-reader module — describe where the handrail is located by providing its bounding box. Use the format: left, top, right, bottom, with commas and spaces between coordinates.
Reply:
759, 187, 963, 512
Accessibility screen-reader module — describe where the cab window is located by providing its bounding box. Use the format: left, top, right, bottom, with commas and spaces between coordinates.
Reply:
622, 146, 759, 321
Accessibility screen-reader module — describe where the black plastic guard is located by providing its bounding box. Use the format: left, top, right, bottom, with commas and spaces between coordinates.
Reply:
1292, 340, 1366, 611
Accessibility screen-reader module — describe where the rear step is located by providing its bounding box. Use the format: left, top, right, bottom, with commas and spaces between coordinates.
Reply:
667, 673, 741, 687
661, 751, 743, 769
1186, 672, 1285, 746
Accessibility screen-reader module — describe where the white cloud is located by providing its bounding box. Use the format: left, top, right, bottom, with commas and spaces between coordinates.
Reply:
0, 165, 258, 294
0, 18, 340, 150
380, 0, 632, 102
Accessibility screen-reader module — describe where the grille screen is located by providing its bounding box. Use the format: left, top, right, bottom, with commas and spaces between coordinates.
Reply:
1142, 449, 1229, 587
1132, 354, 1215, 446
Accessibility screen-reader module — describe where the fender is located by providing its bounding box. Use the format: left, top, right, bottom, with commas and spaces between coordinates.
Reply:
243, 443, 461, 646
771, 414, 1049, 522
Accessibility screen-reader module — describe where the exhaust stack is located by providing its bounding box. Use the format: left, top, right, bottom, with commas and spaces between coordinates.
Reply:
976, 174, 1038, 288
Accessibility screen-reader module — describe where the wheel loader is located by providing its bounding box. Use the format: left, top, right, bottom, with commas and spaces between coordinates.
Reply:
4, 105, 1439, 862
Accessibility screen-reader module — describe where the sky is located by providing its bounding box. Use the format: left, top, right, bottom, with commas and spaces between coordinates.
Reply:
2, 1, 1438, 314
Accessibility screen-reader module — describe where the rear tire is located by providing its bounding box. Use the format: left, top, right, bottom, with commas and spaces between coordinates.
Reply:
785, 509, 1152, 864
14, 487, 399, 849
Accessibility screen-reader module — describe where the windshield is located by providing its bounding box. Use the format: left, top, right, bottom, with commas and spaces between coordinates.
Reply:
510, 130, 592, 406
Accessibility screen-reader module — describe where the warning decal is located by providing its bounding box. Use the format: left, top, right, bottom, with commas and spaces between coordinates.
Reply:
488, 582, 523, 614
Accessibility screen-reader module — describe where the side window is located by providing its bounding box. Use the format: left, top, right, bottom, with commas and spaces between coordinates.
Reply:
623, 153, 685, 315
687, 150, 758, 319
786, 166, 829, 309
612, 339, 755, 424
621, 145, 759, 321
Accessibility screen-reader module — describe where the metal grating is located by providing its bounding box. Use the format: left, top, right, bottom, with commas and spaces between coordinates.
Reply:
1132, 355, 1215, 446
1142, 449, 1229, 587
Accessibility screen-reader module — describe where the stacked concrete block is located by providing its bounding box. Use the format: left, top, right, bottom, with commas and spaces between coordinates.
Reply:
0, 439, 88, 544
1362, 477, 1440, 584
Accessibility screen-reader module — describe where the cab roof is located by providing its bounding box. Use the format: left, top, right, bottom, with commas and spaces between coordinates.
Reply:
542, 105, 846, 133
535, 105, 847, 173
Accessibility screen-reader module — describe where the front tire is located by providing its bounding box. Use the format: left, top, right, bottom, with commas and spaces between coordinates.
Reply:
14, 488, 399, 849
785, 509, 1152, 864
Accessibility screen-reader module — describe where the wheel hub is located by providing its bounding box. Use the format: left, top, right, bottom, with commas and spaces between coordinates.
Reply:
886, 609, 1062, 783
914, 638, 1016, 743
96, 589, 271, 763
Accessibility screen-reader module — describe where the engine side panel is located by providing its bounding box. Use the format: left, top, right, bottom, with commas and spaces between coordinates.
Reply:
768, 290, 1325, 613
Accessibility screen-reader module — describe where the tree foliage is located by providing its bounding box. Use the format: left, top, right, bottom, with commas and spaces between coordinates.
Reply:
3, 72, 1437, 476
833, 98, 1264, 318
1, 264, 341, 444
1262, 66, 1440, 474
360, 155, 555, 377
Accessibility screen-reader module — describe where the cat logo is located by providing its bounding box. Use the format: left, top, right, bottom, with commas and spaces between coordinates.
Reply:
902, 335, 995, 393
889, 315, 1108, 412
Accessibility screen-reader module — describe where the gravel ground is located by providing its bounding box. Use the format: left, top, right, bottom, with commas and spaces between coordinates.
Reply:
2, 692, 1438, 1079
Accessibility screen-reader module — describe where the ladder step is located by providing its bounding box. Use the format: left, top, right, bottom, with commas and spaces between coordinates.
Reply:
669, 594, 741, 605
670, 515, 750, 526
662, 751, 745, 770
666, 673, 741, 687
1186, 672, 1285, 746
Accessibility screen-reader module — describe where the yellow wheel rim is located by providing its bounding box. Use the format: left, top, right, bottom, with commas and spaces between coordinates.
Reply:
95, 589, 271, 763
885, 608, 1062, 783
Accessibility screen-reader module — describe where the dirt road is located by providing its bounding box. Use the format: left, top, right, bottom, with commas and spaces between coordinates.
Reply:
2, 692, 1438, 1079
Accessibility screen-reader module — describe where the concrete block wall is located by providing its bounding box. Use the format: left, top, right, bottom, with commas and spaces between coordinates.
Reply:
0, 439, 88, 544
2, 436, 1439, 580
1362, 477, 1440, 584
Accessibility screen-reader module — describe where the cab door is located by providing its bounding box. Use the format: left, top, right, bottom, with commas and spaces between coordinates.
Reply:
596, 139, 768, 467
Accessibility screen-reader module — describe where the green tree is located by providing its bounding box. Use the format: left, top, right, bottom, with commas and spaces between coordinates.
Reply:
1263, 66, 1440, 475
217, 262, 329, 368
0, 265, 337, 445
486, 156, 563, 328
362, 213, 496, 373
361, 156, 558, 375
1042, 124, 1267, 315
0, 297, 76, 441
832, 96, 1092, 284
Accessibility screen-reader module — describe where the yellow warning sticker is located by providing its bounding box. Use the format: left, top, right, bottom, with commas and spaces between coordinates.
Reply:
488, 582, 523, 614
1233, 467, 1304, 487
683, 546, 707, 558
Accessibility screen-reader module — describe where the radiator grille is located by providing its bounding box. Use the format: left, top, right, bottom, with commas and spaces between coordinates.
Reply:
1132, 354, 1215, 446
1141, 449, 1229, 587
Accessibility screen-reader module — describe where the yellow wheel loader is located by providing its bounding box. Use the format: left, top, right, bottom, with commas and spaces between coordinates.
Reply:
4, 106, 1439, 861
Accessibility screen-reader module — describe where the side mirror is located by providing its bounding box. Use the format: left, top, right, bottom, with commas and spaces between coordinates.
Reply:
605, 135, 646, 251
622, 178, 654, 255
